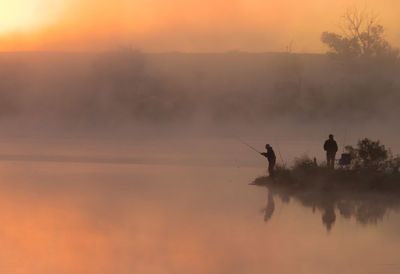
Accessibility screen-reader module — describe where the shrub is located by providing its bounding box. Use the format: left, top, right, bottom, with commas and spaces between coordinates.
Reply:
345, 138, 388, 170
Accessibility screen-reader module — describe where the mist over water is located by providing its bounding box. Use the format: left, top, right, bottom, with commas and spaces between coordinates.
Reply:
0, 51, 400, 273
0, 50, 399, 129
2, 157, 400, 274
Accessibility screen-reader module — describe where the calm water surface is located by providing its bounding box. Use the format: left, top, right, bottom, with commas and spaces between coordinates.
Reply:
0, 138, 399, 274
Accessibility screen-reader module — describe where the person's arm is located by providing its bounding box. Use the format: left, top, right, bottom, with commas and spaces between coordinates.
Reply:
323, 141, 328, 151
334, 141, 338, 152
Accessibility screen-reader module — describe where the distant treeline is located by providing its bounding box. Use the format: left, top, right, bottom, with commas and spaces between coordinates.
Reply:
0, 51, 399, 125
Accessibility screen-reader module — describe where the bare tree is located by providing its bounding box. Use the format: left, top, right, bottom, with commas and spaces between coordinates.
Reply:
321, 7, 399, 60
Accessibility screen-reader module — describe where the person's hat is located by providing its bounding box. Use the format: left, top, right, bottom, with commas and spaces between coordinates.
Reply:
329, 134, 334, 138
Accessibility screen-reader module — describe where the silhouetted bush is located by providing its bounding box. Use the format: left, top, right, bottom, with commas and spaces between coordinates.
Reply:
345, 138, 389, 170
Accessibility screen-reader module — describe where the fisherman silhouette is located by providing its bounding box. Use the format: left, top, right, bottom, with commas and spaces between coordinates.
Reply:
261, 144, 276, 177
324, 134, 338, 169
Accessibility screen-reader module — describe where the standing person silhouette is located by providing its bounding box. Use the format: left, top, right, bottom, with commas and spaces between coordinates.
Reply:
324, 134, 338, 169
261, 144, 276, 177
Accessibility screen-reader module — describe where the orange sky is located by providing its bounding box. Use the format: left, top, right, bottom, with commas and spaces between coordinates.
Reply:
0, 0, 399, 52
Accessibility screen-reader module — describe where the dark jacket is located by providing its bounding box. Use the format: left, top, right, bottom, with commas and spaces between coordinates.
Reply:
324, 139, 338, 154
262, 149, 276, 163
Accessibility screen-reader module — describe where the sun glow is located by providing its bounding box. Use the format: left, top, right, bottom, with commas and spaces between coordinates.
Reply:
0, 0, 398, 52
0, 1, 63, 34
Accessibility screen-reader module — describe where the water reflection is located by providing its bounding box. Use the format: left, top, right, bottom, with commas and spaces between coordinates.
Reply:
264, 191, 275, 222
258, 180, 400, 231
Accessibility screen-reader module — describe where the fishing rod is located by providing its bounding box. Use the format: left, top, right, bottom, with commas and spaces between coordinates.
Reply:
238, 139, 262, 154
342, 126, 348, 153
275, 141, 287, 167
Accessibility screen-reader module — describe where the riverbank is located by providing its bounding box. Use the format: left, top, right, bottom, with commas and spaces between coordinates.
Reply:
252, 166, 400, 194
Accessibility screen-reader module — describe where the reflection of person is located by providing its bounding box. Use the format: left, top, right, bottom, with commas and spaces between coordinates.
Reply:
322, 206, 336, 231
261, 144, 276, 177
264, 190, 275, 222
324, 134, 338, 169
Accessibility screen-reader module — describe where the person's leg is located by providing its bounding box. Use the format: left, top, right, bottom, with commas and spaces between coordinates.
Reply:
269, 162, 275, 177
328, 154, 335, 169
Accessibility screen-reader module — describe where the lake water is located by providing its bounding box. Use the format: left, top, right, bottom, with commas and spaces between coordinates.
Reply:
0, 136, 399, 274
